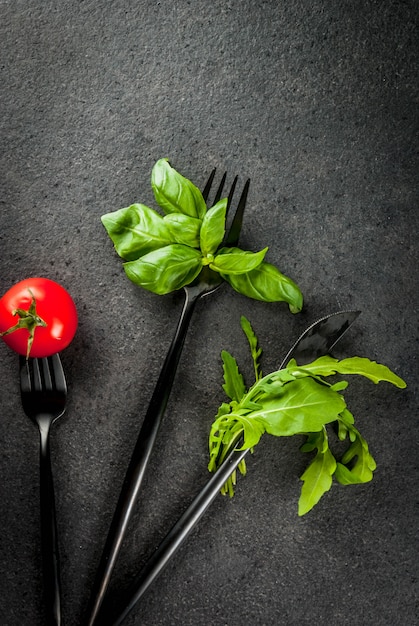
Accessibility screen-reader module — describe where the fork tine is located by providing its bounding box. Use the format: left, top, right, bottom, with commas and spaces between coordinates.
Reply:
225, 178, 250, 247
33, 358, 43, 393
20, 357, 32, 394
202, 169, 216, 202
225, 175, 238, 215
212, 171, 227, 205
202, 170, 249, 247
202, 170, 241, 215
50, 353, 67, 393
41, 358, 53, 391
19, 354, 67, 395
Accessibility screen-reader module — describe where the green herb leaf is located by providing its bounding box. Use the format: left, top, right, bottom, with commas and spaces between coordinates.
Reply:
221, 262, 303, 312
240, 316, 263, 381
333, 356, 406, 387
221, 350, 246, 401
339, 407, 355, 428
208, 412, 241, 471
334, 411, 377, 484
103, 160, 305, 305
250, 378, 346, 437
151, 158, 207, 219
124, 244, 202, 295
214, 402, 232, 420
258, 371, 296, 395
200, 198, 227, 256
298, 429, 337, 516
164, 213, 202, 248
288, 355, 406, 388
208, 410, 260, 497
211, 246, 268, 275
101, 204, 172, 261
208, 316, 405, 514
232, 413, 265, 449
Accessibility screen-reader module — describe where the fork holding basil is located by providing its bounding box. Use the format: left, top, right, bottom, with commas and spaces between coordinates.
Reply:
101, 158, 303, 313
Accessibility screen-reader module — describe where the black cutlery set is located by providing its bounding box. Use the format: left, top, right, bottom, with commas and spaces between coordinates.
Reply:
17, 173, 361, 625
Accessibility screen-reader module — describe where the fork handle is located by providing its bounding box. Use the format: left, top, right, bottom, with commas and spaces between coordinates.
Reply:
100, 444, 249, 626
85, 288, 201, 626
38, 417, 62, 626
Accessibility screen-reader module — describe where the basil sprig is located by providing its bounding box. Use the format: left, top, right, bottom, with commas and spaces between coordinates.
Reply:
101, 159, 303, 313
209, 316, 406, 515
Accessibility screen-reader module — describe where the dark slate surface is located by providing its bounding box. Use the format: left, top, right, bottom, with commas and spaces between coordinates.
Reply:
1, 2, 418, 625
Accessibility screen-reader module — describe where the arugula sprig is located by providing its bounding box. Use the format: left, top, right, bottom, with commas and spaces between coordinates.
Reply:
208, 316, 406, 515
101, 159, 303, 312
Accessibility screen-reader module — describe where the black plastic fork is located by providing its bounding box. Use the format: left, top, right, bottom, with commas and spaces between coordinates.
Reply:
20, 353, 67, 626
85, 171, 250, 626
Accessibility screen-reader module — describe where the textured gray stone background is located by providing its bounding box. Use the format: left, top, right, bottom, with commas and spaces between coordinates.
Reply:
0, 1, 417, 625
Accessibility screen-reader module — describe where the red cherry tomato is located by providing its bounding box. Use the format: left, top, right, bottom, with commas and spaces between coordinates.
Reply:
0, 278, 78, 357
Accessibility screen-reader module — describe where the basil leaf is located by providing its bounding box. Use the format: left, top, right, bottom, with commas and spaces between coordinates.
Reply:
101, 204, 172, 261
288, 355, 406, 388
200, 199, 227, 256
151, 158, 207, 219
221, 262, 303, 313
210, 247, 268, 275
298, 429, 337, 516
164, 213, 202, 248
221, 350, 246, 402
248, 378, 346, 436
124, 244, 202, 295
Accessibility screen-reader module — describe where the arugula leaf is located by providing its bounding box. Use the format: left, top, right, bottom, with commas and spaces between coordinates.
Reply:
213, 402, 231, 421
333, 356, 406, 387
200, 199, 227, 256
208, 412, 241, 469
212, 412, 265, 453
288, 355, 406, 388
208, 410, 257, 497
164, 213, 202, 248
258, 371, 297, 396
298, 429, 337, 516
221, 262, 303, 313
240, 316, 263, 381
208, 316, 406, 513
151, 158, 207, 219
221, 350, 246, 402
250, 378, 346, 437
334, 439, 377, 485
101, 204, 172, 261
334, 410, 377, 484
124, 245, 202, 295
211, 246, 268, 274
